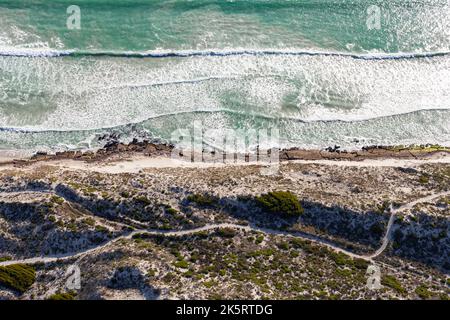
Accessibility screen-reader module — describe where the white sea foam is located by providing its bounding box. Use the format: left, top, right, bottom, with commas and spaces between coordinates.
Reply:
1, 53, 449, 132
1, 46, 449, 60
0, 46, 74, 57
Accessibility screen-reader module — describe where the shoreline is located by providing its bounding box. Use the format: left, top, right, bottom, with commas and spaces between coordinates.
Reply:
1, 140, 449, 161
0, 140, 449, 172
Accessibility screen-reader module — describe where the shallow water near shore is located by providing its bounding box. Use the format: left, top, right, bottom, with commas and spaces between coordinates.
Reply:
0, 0, 449, 152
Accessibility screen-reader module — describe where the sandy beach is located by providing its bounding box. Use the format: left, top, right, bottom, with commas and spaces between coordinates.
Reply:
0, 153, 449, 175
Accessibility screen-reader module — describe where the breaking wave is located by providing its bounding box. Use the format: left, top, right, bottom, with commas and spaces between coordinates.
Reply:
1, 47, 450, 60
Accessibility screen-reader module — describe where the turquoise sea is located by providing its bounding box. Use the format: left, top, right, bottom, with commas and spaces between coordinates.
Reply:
0, 0, 449, 152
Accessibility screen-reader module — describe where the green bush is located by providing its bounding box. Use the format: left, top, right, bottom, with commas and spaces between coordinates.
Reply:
419, 175, 429, 184
352, 258, 370, 270
47, 291, 77, 300
329, 252, 352, 266
135, 196, 151, 205
203, 280, 217, 288
217, 227, 236, 238
415, 285, 432, 299
0, 264, 36, 293
173, 260, 189, 269
120, 191, 130, 198
147, 268, 157, 277
50, 195, 64, 205
381, 275, 406, 295
165, 207, 178, 215
183, 270, 194, 278
255, 191, 303, 217
83, 217, 95, 226
95, 225, 109, 233
255, 235, 264, 244
277, 242, 289, 250
186, 194, 217, 207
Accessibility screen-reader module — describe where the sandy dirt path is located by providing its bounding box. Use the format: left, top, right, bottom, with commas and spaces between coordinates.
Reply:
1, 152, 449, 174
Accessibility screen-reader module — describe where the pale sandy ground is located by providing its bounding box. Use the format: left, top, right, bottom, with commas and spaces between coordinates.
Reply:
0, 150, 32, 161
1, 152, 449, 174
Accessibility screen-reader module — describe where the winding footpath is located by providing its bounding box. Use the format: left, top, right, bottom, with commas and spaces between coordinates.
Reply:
0, 190, 449, 267
367, 191, 450, 259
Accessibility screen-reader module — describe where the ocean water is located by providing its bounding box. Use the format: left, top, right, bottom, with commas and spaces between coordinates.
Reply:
0, 0, 449, 153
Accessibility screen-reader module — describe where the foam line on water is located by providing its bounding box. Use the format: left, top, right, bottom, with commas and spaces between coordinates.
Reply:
1, 108, 448, 134
1, 47, 449, 60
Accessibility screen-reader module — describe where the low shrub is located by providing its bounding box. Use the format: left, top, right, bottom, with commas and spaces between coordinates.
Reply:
173, 260, 189, 269
255, 235, 264, 244
352, 258, 370, 270
186, 194, 217, 207
166, 207, 178, 215
95, 225, 109, 233
419, 175, 429, 184
329, 252, 352, 266
381, 274, 406, 295
277, 242, 289, 250
135, 196, 151, 206
50, 195, 64, 205
0, 264, 36, 293
47, 291, 77, 300
83, 217, 95, 226
216, 228, 236, 238
415, 285, 432, 299
255, 191, 303, 217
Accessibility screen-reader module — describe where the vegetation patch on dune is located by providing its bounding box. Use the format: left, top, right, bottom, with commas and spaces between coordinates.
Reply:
186, 193, 218, 207
381, 274, 406, 295
388, 144, 450, 152
47, 291, 77, 300
0, 264, 36, 293
256, 191, 304, 217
